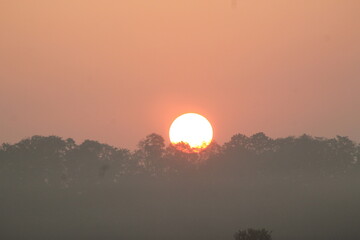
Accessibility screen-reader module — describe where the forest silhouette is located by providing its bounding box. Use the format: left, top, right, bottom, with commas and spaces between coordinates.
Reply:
1, 133, 359, 240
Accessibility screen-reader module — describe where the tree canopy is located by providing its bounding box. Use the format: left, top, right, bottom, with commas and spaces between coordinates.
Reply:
1, 133, 360, 239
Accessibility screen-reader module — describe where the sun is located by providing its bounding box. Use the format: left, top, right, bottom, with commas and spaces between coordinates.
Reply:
169, 113, 213, 151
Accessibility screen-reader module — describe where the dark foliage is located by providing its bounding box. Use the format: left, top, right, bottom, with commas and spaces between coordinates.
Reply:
234, 228, 272, 240
0, 133, 359, 240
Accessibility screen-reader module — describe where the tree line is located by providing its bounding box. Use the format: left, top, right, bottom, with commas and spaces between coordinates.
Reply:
1, 133, 360, 239
0, 132, 359, 187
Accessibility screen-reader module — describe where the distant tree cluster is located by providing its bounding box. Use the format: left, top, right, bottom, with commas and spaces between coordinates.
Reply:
0, 133, 359, 187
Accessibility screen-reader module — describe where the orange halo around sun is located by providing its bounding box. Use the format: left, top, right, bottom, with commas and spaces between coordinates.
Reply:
169, 113, 213, 152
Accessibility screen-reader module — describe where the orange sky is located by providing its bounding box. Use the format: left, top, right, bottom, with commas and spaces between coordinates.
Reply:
1, 0, 359, 148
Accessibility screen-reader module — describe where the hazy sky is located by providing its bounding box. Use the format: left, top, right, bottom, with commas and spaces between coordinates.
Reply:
1, 0, 359, 148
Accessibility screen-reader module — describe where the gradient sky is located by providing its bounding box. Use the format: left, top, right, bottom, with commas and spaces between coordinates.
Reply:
1, 0, 359, 148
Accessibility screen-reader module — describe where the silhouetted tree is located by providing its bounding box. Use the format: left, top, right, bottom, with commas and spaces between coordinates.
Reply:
163, 142, 198, 172
234, 228, 272, 240
1, 136, 70, 186
65, 140, 118, 184
135, 133, 166, 175
111, 148, 134, 177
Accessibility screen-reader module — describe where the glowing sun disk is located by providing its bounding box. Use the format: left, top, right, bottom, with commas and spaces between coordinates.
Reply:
169, 113, 213, 150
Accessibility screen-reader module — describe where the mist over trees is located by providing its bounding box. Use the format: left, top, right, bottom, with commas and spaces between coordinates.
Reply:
1, 133, 360, 240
